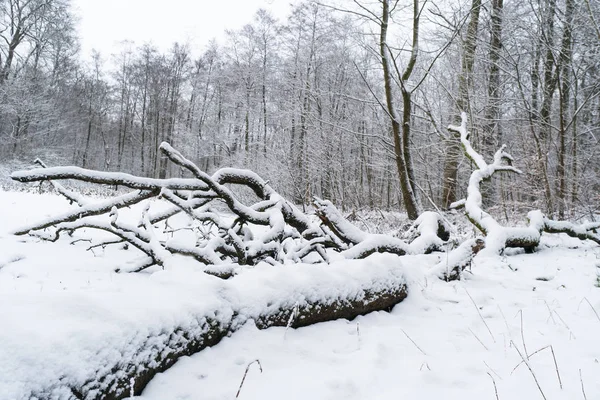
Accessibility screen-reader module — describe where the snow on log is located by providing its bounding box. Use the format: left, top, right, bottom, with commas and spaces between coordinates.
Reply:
25, 261, 408, 400
403, 211, 451, 254
430, 238, 485, 281
10, 166, 211, 191
314, 198, 449, 257
11, 145, 335, 269
537, 213, 600, 245
34, 158, 87, 206
313, 197, 368, 245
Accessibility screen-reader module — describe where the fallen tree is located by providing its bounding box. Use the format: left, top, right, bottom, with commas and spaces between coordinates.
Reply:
11, 142, 450, 274
11, 137, 598, 280
9, 135, 600, 398
26, 262, 407, 400
9, 143, 421, 399
432, 113, 600, 280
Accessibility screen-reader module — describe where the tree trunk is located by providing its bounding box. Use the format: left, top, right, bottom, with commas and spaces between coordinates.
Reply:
441, 0, 482, 208
379, 0, 421, 220
556, 0, 574, 218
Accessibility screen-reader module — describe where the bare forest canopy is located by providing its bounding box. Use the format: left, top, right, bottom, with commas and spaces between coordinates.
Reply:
1, 0, 599, 218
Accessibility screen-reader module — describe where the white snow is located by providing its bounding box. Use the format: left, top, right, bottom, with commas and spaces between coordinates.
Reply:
139, 240, 600, 400
0, 190, 405, 399
0, 189, 599, 400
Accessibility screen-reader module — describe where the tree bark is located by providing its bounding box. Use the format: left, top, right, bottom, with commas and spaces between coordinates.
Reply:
442, 0, 482, 208
30, 269, 409, 400
379, 0, 421, 220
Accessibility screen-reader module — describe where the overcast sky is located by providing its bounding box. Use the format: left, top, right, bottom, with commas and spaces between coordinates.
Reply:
72, 0, 293, 60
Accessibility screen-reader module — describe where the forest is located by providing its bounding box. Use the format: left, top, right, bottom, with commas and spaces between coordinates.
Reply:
1, 0, 598, 218
1, 0, 600, 399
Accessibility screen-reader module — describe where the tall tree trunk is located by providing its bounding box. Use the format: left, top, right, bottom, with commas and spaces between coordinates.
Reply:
484, 0, 503, 154
441, 0, 481, 208
556, 0, 574, 218
379, 0, 421, 220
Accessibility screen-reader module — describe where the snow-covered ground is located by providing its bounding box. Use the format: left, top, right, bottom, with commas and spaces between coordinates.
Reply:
140, 240, 600, 400
1, 189, 599, 400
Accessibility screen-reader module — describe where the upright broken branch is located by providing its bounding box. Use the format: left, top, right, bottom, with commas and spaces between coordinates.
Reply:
435, 113, 600, 280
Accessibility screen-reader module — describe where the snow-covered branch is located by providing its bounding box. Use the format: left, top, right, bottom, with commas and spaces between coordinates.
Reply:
10, 144, 339, 271
314, 198, 450, 258
450, 112, 600, 266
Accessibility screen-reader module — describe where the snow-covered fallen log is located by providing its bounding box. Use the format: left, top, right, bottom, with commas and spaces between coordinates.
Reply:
17, 260, 407, 400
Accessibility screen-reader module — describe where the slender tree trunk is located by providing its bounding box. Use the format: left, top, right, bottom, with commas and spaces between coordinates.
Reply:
379, 0, 421, 220
556, 0, 574, 218
442, 0, 481, 208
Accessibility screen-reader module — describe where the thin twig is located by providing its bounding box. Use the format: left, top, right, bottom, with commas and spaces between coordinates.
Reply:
484, 361, 502, 380
553, 310, 576, 339
465, 288, 496, 342
236, 359, 263, 399
550, 346, 563, 389
543, 300, 557, 324
498, 305, 512, 340
284, 302, 299, 340
70, 238, 92, 245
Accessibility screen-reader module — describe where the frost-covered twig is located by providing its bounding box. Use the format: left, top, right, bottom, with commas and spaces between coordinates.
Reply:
160, 142, 272, 226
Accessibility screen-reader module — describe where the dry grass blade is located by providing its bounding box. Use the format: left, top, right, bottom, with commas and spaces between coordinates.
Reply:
553, 310, 577, 339
582, 297, 600, 322
510, 344, 562, 389
550, 346, 562, 389
484, 361, 502, 380
518, 310, 528, 358
469, 327, 489, 351
510, 341, 547, 400
511, 345, 550, 374
401, 328, 427, 356
487, 372, 499, 400
236, 359, 263, 399
579, 369, 587, 400
465, 288, 496, 342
